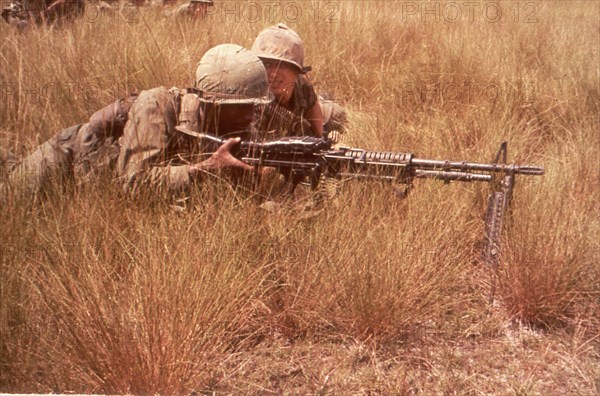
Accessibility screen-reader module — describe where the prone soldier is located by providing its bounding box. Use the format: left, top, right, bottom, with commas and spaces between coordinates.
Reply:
2, 44, 273, 201
1, 0, 85, 28
118, 43, 270, 195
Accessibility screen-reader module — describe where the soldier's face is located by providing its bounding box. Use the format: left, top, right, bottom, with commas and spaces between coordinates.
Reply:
262, 60, 299, 105
214, 103, 255, 134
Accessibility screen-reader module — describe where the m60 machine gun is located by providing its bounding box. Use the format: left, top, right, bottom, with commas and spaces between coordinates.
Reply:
197, 133, 544, 300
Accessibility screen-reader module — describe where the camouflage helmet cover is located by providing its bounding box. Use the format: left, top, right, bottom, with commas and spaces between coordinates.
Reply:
251, 23, 307, 74
195, 44, 274, 104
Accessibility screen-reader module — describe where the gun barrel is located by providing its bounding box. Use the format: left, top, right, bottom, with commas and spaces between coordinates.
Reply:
415, 170, 492, 182
411, 158, 544, 175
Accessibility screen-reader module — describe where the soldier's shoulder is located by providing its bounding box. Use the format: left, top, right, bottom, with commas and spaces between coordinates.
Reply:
131, 86, 181, 107
139, 86, 189, 112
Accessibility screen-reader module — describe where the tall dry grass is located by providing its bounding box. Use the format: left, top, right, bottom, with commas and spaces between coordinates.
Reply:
1, 1, 598, 393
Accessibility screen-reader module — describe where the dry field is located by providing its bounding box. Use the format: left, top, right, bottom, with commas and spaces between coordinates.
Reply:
1, 0, 598, 394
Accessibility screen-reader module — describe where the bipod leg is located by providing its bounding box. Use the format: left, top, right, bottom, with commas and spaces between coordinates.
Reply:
484, 142, 515, 305
484, 189, 507, 305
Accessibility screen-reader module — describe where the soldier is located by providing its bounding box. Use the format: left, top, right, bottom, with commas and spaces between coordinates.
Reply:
2, 94, 138, 200
1, 1, 29, 29
1, 0, 84, 28
2, 44, 272, 201
118, 43, 270, 194
251, 23, 348, 141
165, 0, 213, 19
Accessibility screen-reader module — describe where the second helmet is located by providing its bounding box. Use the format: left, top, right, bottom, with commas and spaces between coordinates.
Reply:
251, 23, 307, 74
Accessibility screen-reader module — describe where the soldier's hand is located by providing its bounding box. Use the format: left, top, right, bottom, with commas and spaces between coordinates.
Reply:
191, 137, 253, 172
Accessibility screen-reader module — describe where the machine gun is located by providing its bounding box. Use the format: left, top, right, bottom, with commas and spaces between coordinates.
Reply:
195, 133, 544, 281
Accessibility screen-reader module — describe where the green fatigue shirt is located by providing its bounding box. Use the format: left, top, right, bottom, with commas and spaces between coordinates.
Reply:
4, 86, 231, 200
117, 86, 208, 194
2, 94, 136, 200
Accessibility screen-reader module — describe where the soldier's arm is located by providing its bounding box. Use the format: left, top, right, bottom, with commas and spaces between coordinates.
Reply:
296, 75, 323, 137
117, 87, 195, 193
87, 94, 138, 141
305, 101, 324, 137
117, 87, 251, 195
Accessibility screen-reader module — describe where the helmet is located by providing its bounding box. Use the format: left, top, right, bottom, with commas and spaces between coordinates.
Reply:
195, 44, 273, 104
251, 23, 307, 74
1, 2, 25, 16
